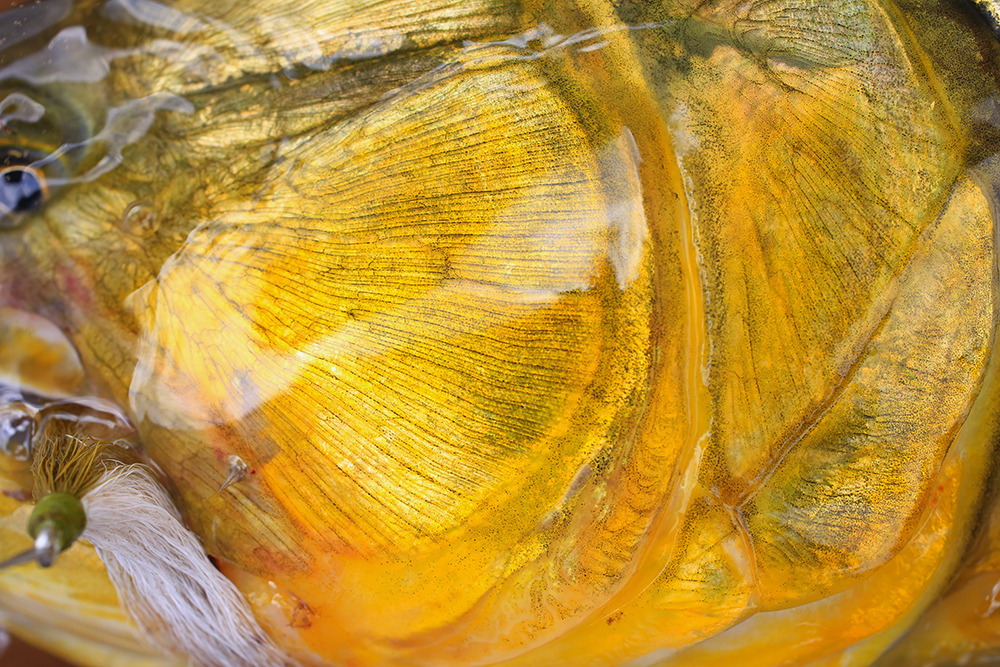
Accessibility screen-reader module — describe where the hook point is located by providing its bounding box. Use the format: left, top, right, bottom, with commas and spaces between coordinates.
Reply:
0, 524, 62, 571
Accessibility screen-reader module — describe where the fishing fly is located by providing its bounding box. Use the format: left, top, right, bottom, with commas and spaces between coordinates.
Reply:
0, 404, 299, 667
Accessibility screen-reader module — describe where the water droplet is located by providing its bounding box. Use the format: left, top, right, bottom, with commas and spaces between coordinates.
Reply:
121, 199, 159, 235
0, 413, 32, 460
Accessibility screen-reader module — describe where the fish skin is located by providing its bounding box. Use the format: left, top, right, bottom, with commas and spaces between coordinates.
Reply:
1, 1, 1000, 666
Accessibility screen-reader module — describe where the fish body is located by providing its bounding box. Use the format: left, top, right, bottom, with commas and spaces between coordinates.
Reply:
2, 1, 1000, 666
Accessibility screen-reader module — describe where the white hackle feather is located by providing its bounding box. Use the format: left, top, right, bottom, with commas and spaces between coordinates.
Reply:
80, 462, 298, 667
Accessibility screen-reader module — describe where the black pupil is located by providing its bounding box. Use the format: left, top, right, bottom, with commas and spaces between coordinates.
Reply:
0, 167, 42, 212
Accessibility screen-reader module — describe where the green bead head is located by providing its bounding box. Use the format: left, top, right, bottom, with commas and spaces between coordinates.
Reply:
27, 492, 87, 563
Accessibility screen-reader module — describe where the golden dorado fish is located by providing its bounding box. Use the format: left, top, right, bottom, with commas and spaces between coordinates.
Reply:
1, 0, 1000, 666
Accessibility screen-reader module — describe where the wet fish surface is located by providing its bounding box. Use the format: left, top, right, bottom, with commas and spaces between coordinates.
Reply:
1, 1, 1000, 666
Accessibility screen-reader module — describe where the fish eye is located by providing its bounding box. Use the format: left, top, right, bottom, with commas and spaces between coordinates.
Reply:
0, 86, 95, 230
0, 148, 48, 228
0, 165, 44, 212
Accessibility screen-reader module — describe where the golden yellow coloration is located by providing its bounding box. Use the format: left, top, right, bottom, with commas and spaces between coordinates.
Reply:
0, 309, 85, 397
0, 0, 999, 666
